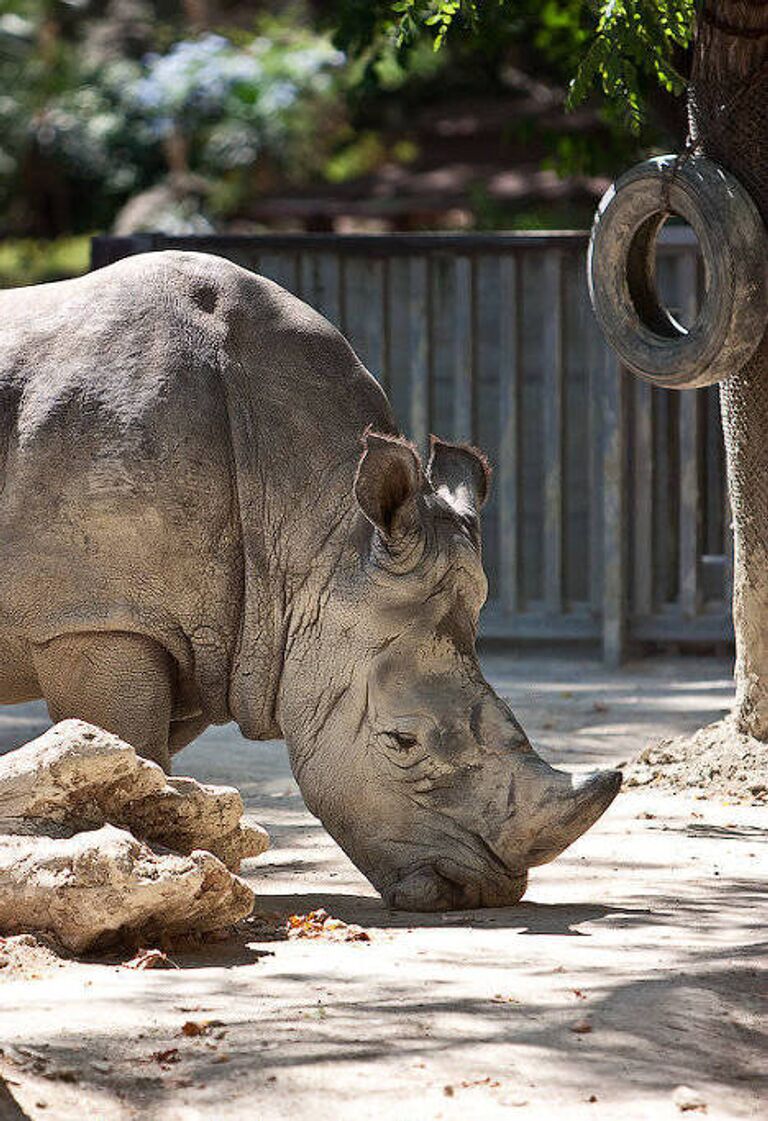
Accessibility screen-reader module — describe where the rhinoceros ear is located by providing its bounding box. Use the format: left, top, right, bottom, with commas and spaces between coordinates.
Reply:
354, 429, 423, 539
427, 436, 491, 517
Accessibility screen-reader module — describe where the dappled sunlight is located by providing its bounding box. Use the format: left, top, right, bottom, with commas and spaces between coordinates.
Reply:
2, 891, 763, 1118
1, 656, 763, 1119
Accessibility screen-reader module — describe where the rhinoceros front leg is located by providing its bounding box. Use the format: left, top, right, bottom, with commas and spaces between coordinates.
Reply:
31, 631, 174, 772
169, 713, 210, 755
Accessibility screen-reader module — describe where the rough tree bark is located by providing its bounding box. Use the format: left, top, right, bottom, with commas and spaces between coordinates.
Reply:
689, 1, 768, 740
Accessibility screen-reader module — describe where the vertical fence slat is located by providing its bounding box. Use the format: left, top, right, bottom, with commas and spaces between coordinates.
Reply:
343, 258, 387, 383
543, 251, 564, 614
408, 257, 430, 454
259, 253, 299, 295
322, 253, 343, 327
386, 257, 411, 434
704, 386, 723, 555
633, 380, 654, 616
562, 251, 591, 608
678, 254, 700, 617
453, 256, 474, 443
587, 313, 603, 622
300, 252, 341, 327
474, 254, 502, 602
341, 258, 369, 369
429, 256, 454, 438
679, 391, 700, 617
300, 253, 319, 310
653, 389, 673, 608
366, 259, 387, 386
498, 255, 519, 616
602, 349, 628, 666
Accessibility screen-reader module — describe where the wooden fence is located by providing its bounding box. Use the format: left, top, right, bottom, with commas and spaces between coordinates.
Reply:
91, 231, 734, 662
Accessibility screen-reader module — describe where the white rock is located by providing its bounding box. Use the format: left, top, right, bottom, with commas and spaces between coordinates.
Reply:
0, 824, 255, 952
0, 720, 268, 951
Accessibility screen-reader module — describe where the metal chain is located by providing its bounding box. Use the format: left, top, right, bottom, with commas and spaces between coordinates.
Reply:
659, 137, 695, 216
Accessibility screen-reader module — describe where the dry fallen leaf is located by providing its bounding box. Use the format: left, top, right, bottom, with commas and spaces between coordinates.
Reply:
150, 1049, 181, 1066
180, 1020, 225, 1038
285, 909, 370, 943
123, 948, 178, 971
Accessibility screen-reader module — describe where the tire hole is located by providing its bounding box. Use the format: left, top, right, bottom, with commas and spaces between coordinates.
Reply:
627, 214, 705, 337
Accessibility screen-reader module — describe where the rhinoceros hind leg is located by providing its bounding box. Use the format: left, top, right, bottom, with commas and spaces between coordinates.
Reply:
31, 631, 173, 772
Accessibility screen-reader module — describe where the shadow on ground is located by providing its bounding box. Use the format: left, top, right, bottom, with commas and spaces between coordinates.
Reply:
2, 655, 765, 1120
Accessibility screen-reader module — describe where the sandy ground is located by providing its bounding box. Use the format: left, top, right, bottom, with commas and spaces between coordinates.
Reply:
0, 652, 765, 1121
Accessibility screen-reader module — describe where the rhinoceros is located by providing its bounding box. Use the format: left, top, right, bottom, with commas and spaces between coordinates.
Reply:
0, 250, 620, 910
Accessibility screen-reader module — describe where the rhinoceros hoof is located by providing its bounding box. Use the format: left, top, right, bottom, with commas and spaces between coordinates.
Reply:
0, 825, 255, 953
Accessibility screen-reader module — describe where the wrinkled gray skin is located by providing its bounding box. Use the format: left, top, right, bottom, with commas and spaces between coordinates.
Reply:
0, 251, 620, 910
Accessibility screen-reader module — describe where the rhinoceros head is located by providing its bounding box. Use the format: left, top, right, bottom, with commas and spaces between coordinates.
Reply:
278, 430, 621, 911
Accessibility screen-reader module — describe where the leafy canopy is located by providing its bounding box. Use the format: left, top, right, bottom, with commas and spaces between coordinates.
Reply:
337, 1, 696, 131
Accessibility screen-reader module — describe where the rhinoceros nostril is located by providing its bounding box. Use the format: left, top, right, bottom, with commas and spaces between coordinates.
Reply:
506, 775, 517, 812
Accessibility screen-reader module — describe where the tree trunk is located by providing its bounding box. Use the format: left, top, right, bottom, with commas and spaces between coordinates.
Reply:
689, 2, 768, 738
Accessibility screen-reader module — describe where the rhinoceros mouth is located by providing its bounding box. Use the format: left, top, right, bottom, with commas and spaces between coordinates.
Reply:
370, 818, 531, 912
381, 859, 529, 912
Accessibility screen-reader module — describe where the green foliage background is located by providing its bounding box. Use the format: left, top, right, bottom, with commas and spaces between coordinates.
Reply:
325, 1, 695, 131
0, 1, 695, 283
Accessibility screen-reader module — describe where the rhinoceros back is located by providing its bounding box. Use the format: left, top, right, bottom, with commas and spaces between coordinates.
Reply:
0, 251, 392, 731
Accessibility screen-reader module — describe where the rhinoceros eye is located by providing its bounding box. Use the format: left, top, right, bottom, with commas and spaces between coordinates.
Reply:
387, 731, 418, 751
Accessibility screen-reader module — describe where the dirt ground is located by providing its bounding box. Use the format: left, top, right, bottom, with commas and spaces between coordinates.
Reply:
0, 652, 765, 1121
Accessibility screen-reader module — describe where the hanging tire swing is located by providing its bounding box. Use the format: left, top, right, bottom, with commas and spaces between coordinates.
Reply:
587, 153, 768, 389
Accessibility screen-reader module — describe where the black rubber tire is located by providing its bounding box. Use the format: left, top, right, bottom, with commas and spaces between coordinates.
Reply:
588, 154, 768, 389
